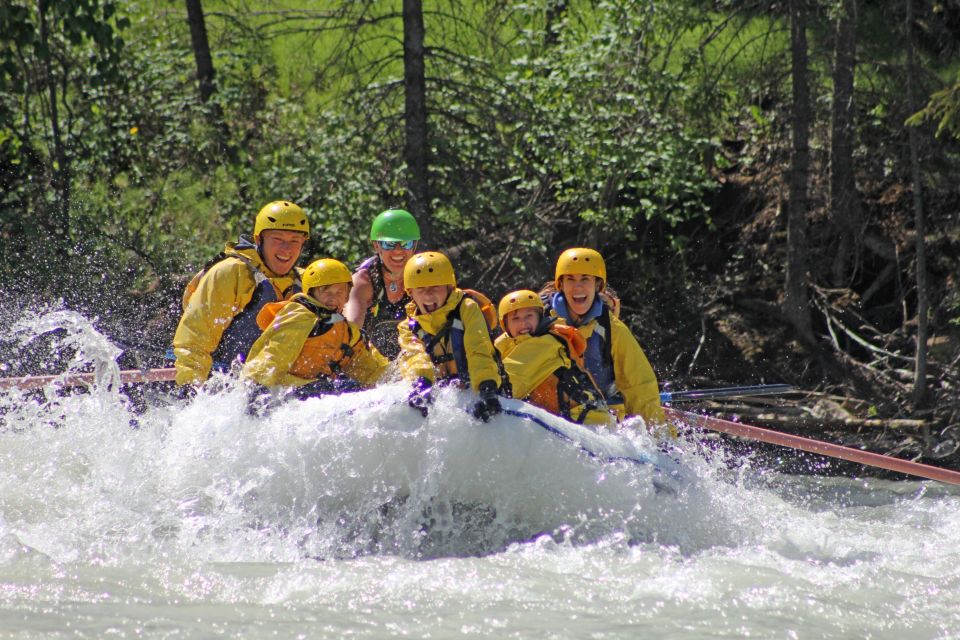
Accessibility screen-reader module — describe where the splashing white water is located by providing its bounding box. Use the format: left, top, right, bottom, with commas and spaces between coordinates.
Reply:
2, 311, 960, 638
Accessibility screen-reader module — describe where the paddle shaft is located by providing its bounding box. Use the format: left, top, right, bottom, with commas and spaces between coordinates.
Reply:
0, 367, 176, 392
667, 407, 960, 486
661, 384, 794, 403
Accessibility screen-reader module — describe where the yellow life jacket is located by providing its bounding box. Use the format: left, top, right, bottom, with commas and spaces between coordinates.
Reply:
407, 288, 501, 386
256, 297, 358, 380
500, 319, 614, 426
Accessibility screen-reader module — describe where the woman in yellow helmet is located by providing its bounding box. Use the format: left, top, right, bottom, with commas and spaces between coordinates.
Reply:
495, 290, 615, 427
172, 200, 310, 386
544, 248, 665, 425
396, 251, 503, 421
243, 258, 388, 397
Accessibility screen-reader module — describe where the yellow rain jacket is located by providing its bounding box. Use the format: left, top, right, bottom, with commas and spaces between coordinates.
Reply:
546, 293, 665, 425
172, 240, 300, 386
397, 289, 501, 392
243, 293, 387, 388
586, 313, 665, 424
494, 323, 615, 427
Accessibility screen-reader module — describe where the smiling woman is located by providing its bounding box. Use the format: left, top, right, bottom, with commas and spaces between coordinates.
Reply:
544, 248, 665, 428
344, 209, 423, 360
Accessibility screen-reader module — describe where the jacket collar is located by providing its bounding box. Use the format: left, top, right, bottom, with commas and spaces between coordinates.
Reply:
550, 292, 603, 327
408, 288, 464, 334
224, 235, 287, 279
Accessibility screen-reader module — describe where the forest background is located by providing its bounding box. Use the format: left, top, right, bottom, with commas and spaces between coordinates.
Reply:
2, 0, 960, 467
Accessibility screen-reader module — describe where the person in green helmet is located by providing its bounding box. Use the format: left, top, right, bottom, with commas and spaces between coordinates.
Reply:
344, 209, 421, 360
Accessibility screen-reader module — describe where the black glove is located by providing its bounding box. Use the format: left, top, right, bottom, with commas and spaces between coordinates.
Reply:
408, 377, 434, 417
471, 380, 502, 422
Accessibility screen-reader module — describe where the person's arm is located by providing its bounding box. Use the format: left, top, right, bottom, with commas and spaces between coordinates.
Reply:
609, 316, 665, 424
459, 299, 501, 392
242, 303, 315, 387
172, 260, 253, 386
396, 315, 436, 383
343, 268, 373, 326
498, 334, 566, 400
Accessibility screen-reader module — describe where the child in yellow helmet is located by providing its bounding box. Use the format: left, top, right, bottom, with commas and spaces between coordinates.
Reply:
544, 248, 666, 426
243, 258, 388, 397
172, 200, 310, 386
495, 290, 615, 427
396, 251, 503, 421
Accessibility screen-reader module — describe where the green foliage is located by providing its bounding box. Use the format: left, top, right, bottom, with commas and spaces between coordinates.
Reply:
0, 0, 128, 247
908, 78, 960, 138
498, 1, 716, 240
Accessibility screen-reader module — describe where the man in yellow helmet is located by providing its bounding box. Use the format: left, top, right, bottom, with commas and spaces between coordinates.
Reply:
172, 200, 310, 386
243, 258, 388, 397
397, 251, 504, 421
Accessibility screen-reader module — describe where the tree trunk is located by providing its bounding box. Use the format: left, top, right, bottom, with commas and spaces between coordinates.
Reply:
784, 0, 812, 341
185, 0, 232, 158
402, 0, 432, 245
829, 0, 860, 286
905, 0, 929, 410
185, 0, 217, 104
544, 0, 568, 48
38, 0, 70, 238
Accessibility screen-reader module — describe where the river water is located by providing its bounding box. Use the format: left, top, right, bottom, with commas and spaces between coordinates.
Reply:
1, 311, 959, 639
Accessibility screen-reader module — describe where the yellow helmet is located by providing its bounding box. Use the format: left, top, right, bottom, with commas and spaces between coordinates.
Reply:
254, 200, 310, 239
404, 252, 456, 290
498, 290, 544, 326
554, 247, 606, 291
302, 258, 353, 292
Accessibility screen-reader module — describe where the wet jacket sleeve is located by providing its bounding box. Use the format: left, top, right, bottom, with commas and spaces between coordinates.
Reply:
242, 302, 314, 387
497, 334, 568, 400
459, 299, 501, 392
343, 324, 390, 387
172, 259, 256, 386
397, 317, 437, 383
610, 315, 666, 424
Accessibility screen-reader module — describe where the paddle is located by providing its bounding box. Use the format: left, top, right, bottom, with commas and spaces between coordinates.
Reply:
0, 367, 177, 392
660, 383, 795, 403
667, 407, 960, 486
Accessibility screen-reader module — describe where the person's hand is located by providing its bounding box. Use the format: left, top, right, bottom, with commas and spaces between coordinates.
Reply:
408, 377, 433, 417
471, 380, 502, 422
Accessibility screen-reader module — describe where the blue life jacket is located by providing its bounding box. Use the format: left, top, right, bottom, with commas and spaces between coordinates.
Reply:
548, 292, 623, 405
406, 290, 507, 392
209, 238, 300, 370
408, 296, 472, 388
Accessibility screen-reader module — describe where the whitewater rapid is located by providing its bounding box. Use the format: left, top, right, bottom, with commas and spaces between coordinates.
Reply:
1, 310, 959, 638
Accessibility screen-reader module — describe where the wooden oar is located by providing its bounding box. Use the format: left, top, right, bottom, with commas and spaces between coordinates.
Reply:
667, 407, 960, 486
0, 367, 177, 392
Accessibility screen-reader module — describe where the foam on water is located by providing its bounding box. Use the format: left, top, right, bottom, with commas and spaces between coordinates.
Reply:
2, 311, 960, 638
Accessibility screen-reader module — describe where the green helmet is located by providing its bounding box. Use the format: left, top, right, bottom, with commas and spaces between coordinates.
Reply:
369, 209, 421, 242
